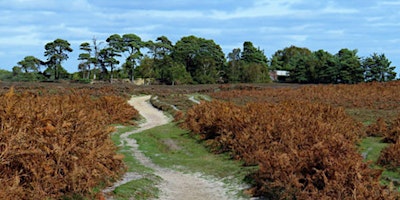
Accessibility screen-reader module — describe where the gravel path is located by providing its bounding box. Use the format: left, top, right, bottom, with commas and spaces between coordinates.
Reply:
104, 95, 241, 200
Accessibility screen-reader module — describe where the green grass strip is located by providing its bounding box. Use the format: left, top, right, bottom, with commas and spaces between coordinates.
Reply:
130, 123, 256, 198
109, 125, 160, 199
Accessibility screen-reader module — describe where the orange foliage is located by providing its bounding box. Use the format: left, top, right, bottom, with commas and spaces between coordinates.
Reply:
0, 88, 139, 199
375, 115, 400, 171
210, 81, 400, 110
366, 118, 388, 137
382, 116, 400, 143
183, 100, 398, 199
378, 141, 400, 171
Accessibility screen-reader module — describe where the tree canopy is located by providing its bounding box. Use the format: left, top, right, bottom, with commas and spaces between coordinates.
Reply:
44, 38, 73, 80
171, 35, 225, 84
5, 33, 398, 84
270, 45, 397, 84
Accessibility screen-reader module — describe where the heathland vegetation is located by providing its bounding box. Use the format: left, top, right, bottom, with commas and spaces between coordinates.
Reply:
0, 33, 399, 199
0, 85, 139, 199
181, 82, 400, 199
0, 82, 400, 199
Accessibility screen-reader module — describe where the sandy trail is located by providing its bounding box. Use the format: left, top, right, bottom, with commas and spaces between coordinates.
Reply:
104, 95, 240, 200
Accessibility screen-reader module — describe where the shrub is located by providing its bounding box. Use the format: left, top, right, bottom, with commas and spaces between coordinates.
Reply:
183, 100, 397, 199
0, 88, 139, 199
366, 118, 388, 137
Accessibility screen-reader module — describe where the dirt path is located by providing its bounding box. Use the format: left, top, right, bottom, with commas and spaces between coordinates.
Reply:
105, 95, 241, 200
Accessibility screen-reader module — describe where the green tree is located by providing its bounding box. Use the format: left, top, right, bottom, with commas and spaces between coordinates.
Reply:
240, 41, 269, 83
336, 48, 363, 84
135, 56, 156, 81
172, 35, 225, 84
270, 50, 284, 71
289, 53, 314, 83
241, 62, 269, 83
17, 56, 41, 73
44, 38, 73, 80
102, 34, 124, 81
313, 50, 338, 83
98, 47, 120, 81
165, 62, 192, 85
43, 65, 69, 80
270, 46, 312, 83
241, 41, 268, 65
0, 69, 12, 80
12, 66, 22, 76
145, 36, 174, 83
153, 36, 173, 59
78, 42, 92, 79
270, 46, 312, 71
121, 34, 143, 82
226, 48, 242, 83
91, 36, 104, 80
362, 53, 396, 82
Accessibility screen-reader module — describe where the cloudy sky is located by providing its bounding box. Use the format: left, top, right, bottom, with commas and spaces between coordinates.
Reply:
1, 0, 399, 75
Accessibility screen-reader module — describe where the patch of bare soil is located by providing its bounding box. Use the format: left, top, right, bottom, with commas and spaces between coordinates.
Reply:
104, 95, 244, 200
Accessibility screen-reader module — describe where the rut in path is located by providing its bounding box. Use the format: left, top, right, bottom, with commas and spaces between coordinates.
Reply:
104, 95, 243, 200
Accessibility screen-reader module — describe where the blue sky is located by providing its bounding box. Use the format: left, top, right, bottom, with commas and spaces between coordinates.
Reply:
1, 0, 399, 76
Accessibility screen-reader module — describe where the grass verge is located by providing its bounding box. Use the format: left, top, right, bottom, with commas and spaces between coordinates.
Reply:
358, 136, 400, 192
108, 125, 160, 200
358, 137, 388, 163
129, 122, 256, 198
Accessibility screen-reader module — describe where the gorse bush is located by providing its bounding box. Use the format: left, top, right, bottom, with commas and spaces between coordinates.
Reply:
183, 100, 398, 199
0, 88, 139, 199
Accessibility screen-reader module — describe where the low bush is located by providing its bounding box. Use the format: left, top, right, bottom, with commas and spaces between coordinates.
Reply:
0, 88, 139, 199
376, 115, 400, 171
183, 100, 397, 199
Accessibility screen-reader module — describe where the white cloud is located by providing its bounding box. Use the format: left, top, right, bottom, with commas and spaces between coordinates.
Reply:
320, 2, 358, 14
0, 32, 44, 46
365, 16, 384, 22
209, 1, 308, 20
94, 9, 204, 21
285, 34, 308, 43
189, 28, 222, 36
325, 30, 345, 36
380, 1, 400, 5
208, 1, 357, 20
0, 0, 93, 11
367, 22, 400, 27
122, 25, 162, 33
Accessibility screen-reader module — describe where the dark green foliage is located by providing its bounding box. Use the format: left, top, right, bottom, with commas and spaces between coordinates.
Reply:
241, 41, 268, 66
336, 48, 364, 84
225, 42, 270, 83
313, 50, 338, 83
0, 69, 12, 80
172, 35, 225, 84
78, 42, 92, 79
269, 46, 392, 84
363, 53, 397, 82
44, 38, 73, 80
121, 33, 143, 82
11, 33, 397, 85
17, 56, 41, 73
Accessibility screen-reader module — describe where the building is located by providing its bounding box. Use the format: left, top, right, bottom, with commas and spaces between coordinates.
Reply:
270, 70, 290, 82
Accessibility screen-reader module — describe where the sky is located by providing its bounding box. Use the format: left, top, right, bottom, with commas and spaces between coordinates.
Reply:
0, 0, 399, 76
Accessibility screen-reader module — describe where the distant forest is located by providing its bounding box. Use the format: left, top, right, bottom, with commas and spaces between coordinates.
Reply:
1, 34, 397, 84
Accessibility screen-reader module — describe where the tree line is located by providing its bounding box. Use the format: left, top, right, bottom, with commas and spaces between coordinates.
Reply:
6, 33, 397, 84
